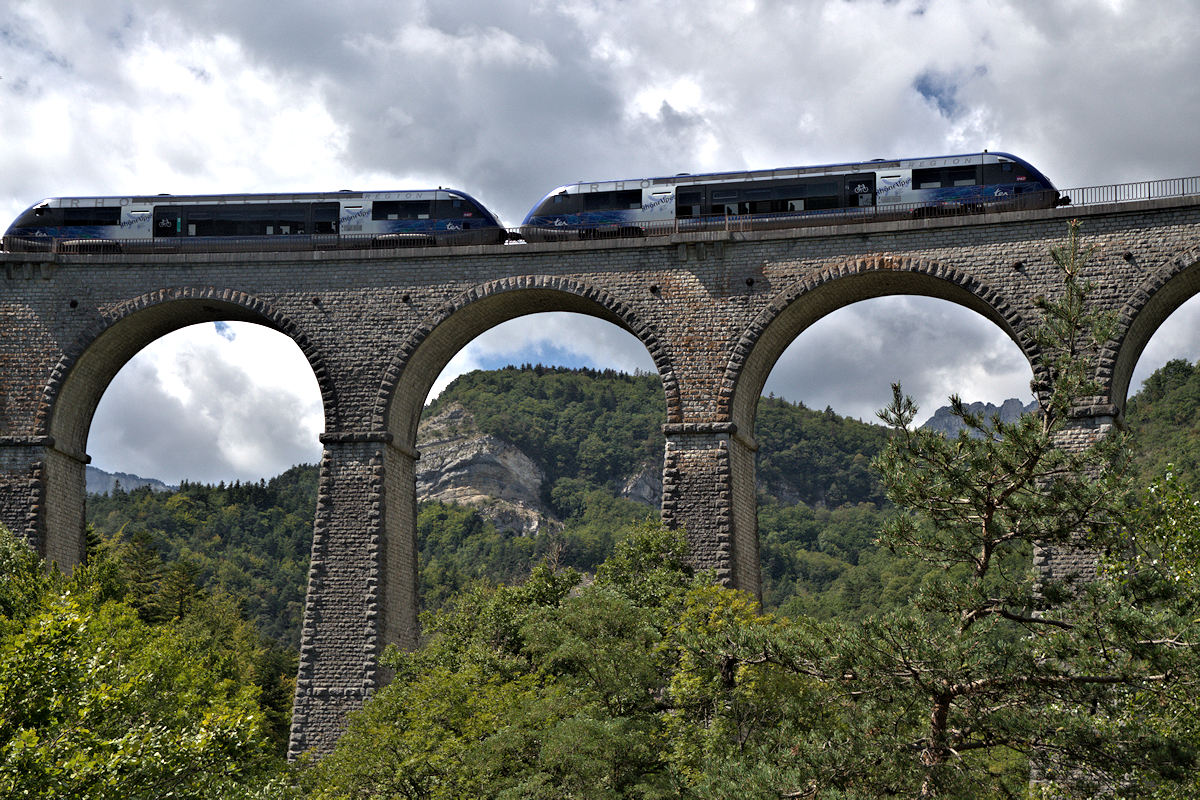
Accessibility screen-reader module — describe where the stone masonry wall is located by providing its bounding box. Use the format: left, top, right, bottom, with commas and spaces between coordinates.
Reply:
1, 196, 1198, 756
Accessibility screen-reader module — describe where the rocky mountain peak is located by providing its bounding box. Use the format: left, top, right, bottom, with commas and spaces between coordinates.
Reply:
920, 398, 1038, 437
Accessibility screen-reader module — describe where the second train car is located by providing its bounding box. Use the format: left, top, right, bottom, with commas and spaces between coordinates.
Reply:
520, 151, 1066, 240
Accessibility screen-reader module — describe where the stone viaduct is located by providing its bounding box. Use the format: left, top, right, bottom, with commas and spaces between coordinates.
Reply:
3, 195, 1200, 756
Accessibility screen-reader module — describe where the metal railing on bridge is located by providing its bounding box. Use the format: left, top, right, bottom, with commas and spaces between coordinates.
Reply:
4, 176, 1199, 255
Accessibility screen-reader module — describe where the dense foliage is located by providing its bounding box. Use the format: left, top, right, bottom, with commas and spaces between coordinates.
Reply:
0, 524, 298, 798
417, 490, 651, 611
756, 395, 888, 508
1126, 356, 1200, 487
308, 524, 725, 798
87, 466, 315, 647
425, 365, 666, 511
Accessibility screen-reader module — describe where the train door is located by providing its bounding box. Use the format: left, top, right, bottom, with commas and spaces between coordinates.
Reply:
676, 187, 703, 218
153, 207, 182, 237
843, 173, 876, 208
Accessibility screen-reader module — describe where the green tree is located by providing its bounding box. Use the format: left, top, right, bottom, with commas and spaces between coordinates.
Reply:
308, 523, 701, 799
0, 524, 300, 798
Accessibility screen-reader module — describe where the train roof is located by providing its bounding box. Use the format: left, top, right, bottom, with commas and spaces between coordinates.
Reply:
23, 188, 487, 206
538, 151, 1055, 195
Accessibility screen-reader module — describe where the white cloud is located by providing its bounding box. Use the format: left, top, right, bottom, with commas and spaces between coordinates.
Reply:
88, 324, 323, 484
426, 313, 656, 401
763, 297, 1033, 423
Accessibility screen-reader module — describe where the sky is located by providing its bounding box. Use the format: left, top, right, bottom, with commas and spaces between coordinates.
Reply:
3, 0, 1200, 484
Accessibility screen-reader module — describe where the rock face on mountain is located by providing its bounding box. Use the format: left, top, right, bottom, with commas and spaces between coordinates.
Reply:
85, 466, 175, 496
919, 398, 1038, 437
415, 401, 557, 534
414, 401, 663, 535
620, 463, 662, 507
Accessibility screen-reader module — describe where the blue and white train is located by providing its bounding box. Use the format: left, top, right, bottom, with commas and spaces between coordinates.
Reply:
3, 188, 506, 252
520, 151, 1066, 240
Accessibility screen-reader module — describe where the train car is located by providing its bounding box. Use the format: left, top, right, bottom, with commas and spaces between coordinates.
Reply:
2, 188, 506, 252
520, 151, 1066, 241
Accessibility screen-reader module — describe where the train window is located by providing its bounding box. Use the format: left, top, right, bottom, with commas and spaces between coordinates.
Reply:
710, 189, 738, 213
780, 180, 840, 211
583, 192, 611, 211
805, 195, 840, 210
63, 207, 120, 226
947, 166, 978, 186
372, 200, 431, 220
798, 181, 839, 197
983, 163, 1012, 184
432, 198, 475, 218
312, 202, 339, 234
20, 207, 63, 227
676, 189, 702, 218
181, 203, 309, 236
913, 168, 942, 189
536, 193, 584, 215
982, 162, 1034, 185
582, 189, 641, 211
914, 166, 980, 189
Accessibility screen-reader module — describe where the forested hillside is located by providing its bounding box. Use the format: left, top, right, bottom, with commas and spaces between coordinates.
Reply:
1125, 357, 1200, 487
85, 365, 900, 646
82, 357, 1200, 652
87, 466, 316, 646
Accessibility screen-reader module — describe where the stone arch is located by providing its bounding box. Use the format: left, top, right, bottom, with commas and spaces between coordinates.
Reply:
33, 287, 335, 566
374, 274, 681, 444
1107, 247, 1200, 411
723, 255, 1037, 430
716, 256, 1037, 597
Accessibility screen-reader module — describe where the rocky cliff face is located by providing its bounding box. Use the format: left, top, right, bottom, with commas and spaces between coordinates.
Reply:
620, 463, 663, 507
920, 398, 1038, 437
416, 402, 557, 534
415, 401, 663, 535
